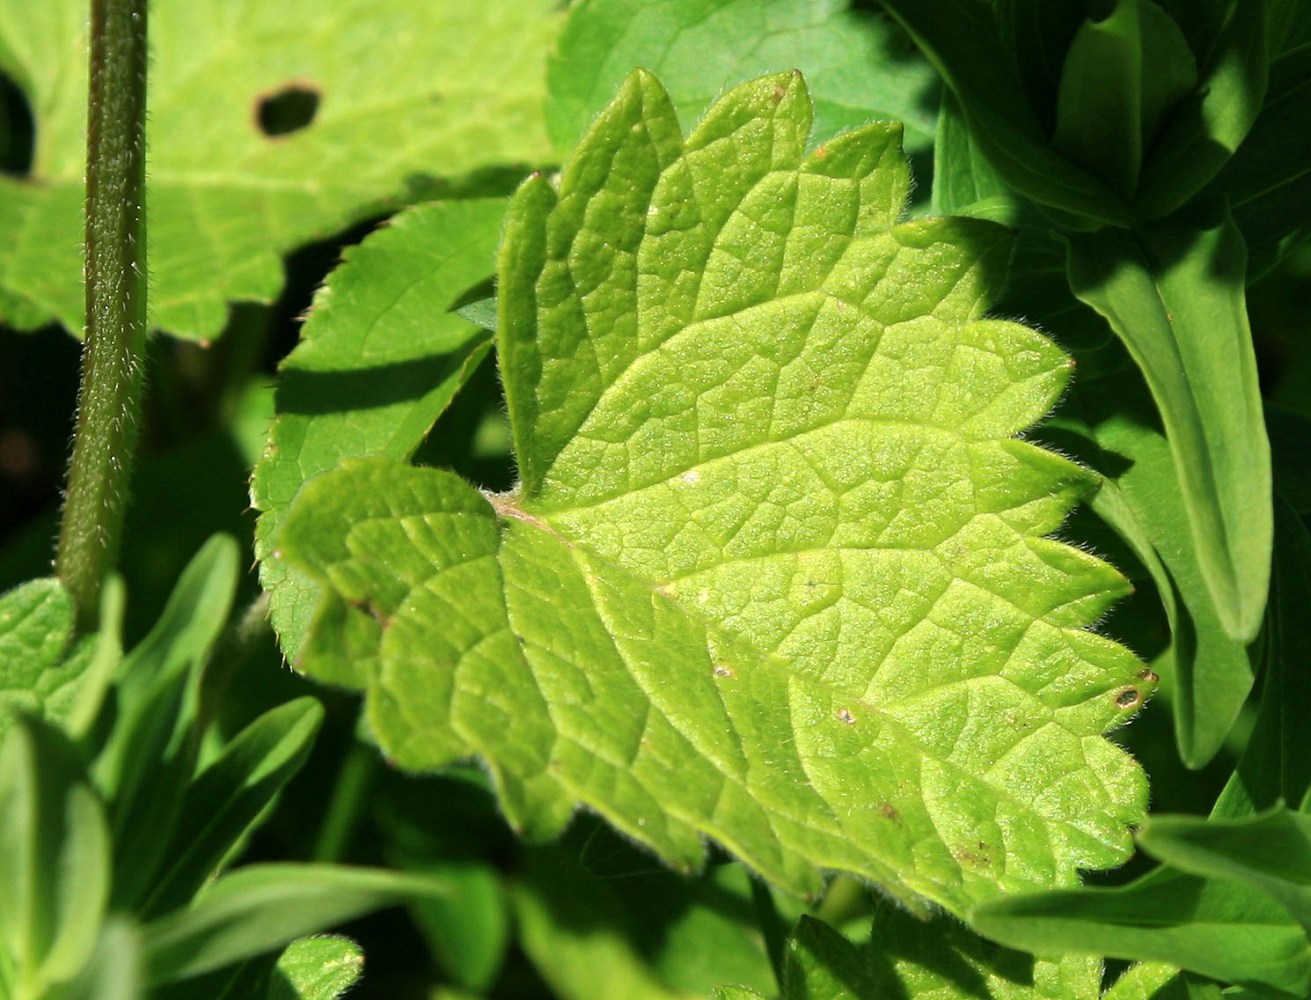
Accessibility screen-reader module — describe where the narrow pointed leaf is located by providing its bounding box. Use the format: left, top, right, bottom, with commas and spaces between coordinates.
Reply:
971, 865, 1311, 996
1214, 498, 1311, 817
143, 864, 449, 986
1066, 209, 1271, 647
282, 71, 1151, 912
1138, 808, 1311, 933
140, 697, 325, 919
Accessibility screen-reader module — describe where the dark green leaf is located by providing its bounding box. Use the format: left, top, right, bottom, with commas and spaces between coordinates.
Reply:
1065, 207, 1271, 648
1207, 42, 1311, 278
1138, 808, 1311, 933
143, 864, 449, 986
879, 0, 1132, 224
1135, 0, 1270, 218
1052, 0, 1196, 198
932, 89, 1009, 214
1213, 498, 1311, 817
140, 697, 325, 919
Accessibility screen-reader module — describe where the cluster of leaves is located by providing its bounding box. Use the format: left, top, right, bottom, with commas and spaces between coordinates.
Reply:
2, 0, 1311, 998
0, 537, 449, 998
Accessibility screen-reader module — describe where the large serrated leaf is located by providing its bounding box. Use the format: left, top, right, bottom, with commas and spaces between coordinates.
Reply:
0, 0, 555, 339
278, 71, 1151, 912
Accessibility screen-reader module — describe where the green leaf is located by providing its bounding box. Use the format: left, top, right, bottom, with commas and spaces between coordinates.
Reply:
1052, 0, 1196, 199
94, 535, 240, 909
0, 0, 556, 338
1206, 41, 1311, 278
267, 936, 363, 1000
139, 697, 325, 919
0, 577, 87, 740
1213, 498, 1311, 817
877, 0, 1133, 225
783, 907, 1101, 1000
547, 0, 939, 158
142, 864, 449, 986
1066, 207, 1271, 647
1138, 808, 1311, 934
932, 89, 1008, 215
281, 71, 1151, 911
971, 864, 1311, 996
253, 197, 507, 665
1134, 0, 1271, 219
1042, 356, 1255, 769
0, 714, 112, 996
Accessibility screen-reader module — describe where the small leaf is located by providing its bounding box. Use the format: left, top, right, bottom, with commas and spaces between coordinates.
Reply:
0, 578, 90, 741
0, 0, 557, 338
1066, 206, 1271, 649
142, 864, 449, 986
253, 198, 508, 664
267, 936, 364, 1000
283, 71, 1151, 911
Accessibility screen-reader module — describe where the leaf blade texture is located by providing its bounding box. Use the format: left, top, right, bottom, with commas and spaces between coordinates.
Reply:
281, 71, 1152, 912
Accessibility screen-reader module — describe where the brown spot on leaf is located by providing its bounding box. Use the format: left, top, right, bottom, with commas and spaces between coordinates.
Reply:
877, 802, 900, 822
1115, 686, 1142, 710
1139, 667, 1159, 683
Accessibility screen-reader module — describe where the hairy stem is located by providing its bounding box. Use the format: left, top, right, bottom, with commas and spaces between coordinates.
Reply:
55, 0, 149, 630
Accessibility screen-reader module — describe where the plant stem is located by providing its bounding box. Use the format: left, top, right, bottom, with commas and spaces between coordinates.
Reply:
55, 0, 149, 630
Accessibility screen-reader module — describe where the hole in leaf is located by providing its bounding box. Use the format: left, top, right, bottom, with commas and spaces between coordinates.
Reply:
255, 83, 320, 137
1114, 686, 1142, 710
0, 72, 35, 175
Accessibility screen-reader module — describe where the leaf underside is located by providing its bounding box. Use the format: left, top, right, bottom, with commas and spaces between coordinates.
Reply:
279, 71, 1152, 913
